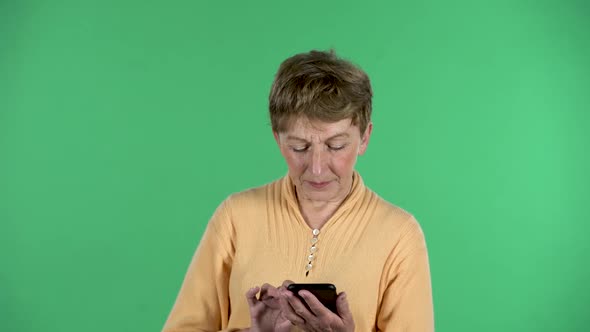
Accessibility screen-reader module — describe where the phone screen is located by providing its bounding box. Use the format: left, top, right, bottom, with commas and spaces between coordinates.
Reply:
287, 283, 338, 313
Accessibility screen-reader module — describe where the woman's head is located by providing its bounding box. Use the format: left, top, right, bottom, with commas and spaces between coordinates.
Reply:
269, 49, 373, 136
270, 50, 373, 204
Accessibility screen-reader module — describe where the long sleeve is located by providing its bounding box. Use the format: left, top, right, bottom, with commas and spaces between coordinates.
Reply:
162, 198, 237, 332
377, 215, 435, 331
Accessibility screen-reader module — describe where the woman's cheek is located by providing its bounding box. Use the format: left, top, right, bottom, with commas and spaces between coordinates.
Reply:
335, 151, 358, 172
285, 153, 305, 171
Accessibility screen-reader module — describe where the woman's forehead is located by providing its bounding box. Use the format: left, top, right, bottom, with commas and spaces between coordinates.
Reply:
281, 117, 358, 139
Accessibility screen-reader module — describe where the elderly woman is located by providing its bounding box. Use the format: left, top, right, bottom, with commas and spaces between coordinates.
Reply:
162, 50, 434, 331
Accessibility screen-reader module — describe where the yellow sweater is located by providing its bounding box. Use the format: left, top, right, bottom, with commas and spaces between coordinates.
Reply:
163, 172, 434, 331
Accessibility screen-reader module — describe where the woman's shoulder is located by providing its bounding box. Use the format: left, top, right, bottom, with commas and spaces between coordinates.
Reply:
363, 186, 409, 216
366, 188, 422, 233
361, 190, 428, 256
221, 176, 285, 211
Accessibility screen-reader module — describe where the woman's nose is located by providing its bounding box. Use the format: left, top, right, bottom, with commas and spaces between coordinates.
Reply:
311, 148, 324, 176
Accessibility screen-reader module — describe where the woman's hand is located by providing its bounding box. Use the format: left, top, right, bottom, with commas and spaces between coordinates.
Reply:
278, 287, 355, 332
245, 283, 293, 332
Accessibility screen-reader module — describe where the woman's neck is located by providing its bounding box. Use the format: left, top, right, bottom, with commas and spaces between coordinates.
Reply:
298, 198, 344, 230
295, 182, 353, 229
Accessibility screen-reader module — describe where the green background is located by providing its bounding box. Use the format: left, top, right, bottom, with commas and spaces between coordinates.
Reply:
1, 0, 589, 331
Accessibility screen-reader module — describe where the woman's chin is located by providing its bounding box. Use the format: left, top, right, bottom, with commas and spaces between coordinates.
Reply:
300, 189, 338, 202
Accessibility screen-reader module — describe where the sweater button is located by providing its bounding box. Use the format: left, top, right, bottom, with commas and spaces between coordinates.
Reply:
310, 245, 317, 253
308, 254, 315, 261
312, 229, 320, 236
305, 263, 313, 271
310, 237, 318, 244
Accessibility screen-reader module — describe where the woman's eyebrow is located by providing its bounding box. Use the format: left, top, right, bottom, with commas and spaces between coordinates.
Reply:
285, 136, 308, 142
326, 133, 350, 141
286, 133, 350, 142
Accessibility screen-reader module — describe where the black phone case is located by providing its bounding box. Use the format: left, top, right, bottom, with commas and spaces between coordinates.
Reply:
287, 283, 338, 313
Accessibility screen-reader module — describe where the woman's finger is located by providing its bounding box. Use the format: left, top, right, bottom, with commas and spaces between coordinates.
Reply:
245, 286, 260, 308
260, 283, 281, 308
278, 288, 305, 325
285, 289, 315, 322
281, 280, 295, 288
259, 283, 273, 299
336, 292, 354, 324
299, 289, 331, 317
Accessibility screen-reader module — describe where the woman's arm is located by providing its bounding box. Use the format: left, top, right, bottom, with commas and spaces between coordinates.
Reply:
377, 215, 435, 332
162, 199, 236, 332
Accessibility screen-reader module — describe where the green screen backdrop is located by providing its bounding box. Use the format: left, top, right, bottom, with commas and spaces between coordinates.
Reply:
1, 0, 589, 331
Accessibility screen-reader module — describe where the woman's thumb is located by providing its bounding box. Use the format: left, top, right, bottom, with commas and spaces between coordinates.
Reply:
336, 292, 353, 322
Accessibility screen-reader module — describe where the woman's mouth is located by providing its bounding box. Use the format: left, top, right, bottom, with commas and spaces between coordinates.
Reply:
308, 181, 330, 189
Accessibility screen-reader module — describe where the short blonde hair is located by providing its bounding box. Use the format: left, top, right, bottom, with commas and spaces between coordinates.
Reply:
269, 50, 372, 134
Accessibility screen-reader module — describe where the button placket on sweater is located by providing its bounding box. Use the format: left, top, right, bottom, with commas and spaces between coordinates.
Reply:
305, 228, 320, 276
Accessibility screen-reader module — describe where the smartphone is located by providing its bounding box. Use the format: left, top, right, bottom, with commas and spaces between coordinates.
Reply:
287, 283, 338, 313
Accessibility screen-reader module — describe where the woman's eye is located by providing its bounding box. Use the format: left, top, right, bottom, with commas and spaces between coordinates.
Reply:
329, 145, 346, 151
292, 146, 308, 152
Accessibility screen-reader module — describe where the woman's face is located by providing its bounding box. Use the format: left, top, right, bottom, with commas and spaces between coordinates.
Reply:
274, 117, 372, 204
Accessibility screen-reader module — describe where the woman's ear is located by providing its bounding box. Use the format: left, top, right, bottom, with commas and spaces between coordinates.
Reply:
273, 131, 281, 147
358, 122, 373, 156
